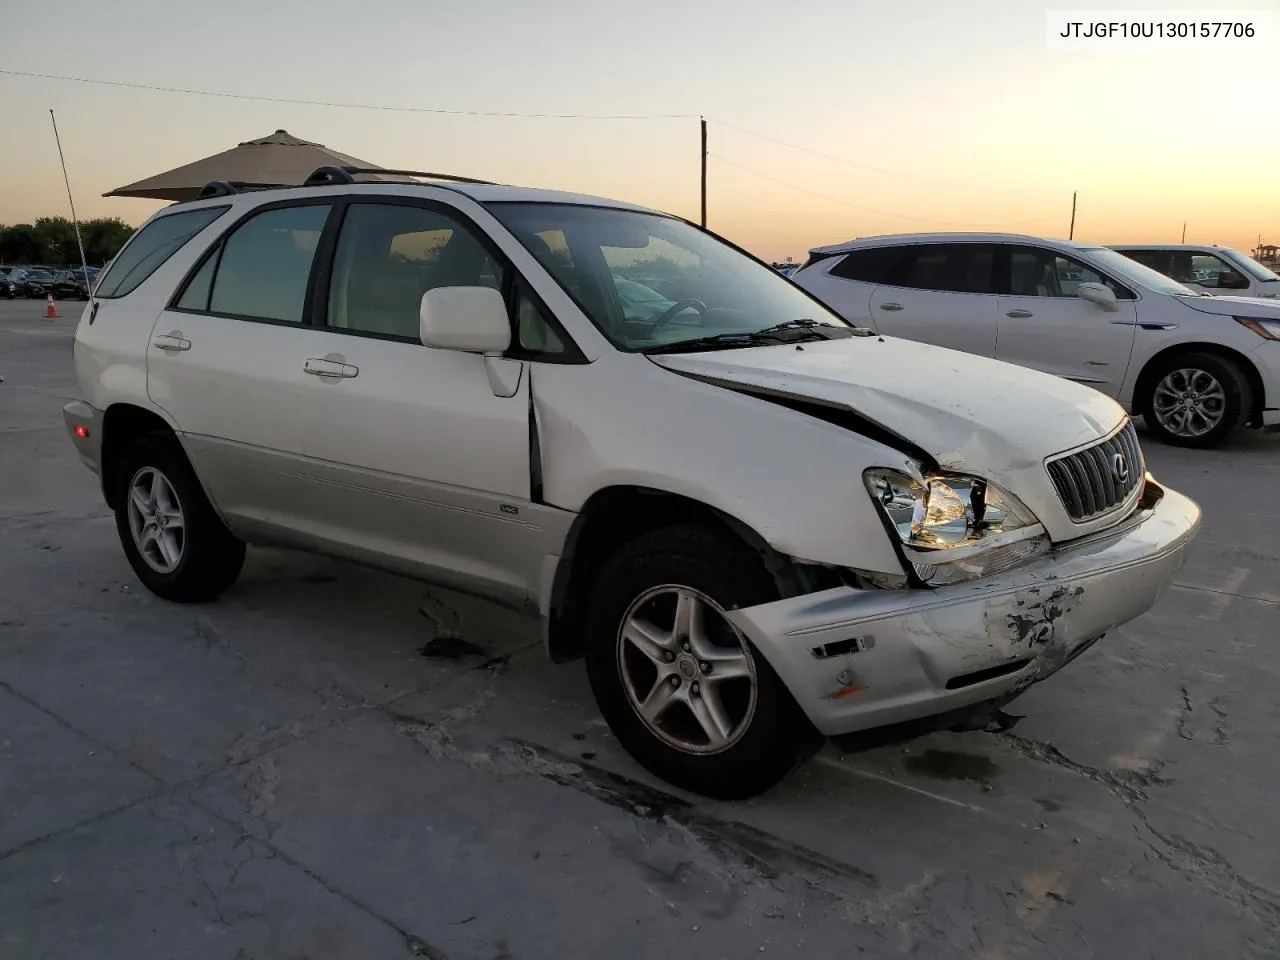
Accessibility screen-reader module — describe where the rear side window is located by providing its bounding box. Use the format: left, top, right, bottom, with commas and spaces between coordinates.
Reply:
206, 204, 331, 323
94, 206, 228, 299
883, 243, 997, 294
829, 246, 904, 283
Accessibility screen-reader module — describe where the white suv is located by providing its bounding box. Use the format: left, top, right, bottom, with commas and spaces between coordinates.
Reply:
1108, 243, 1280, 300
792, 232, 1280, 447
63, 170, 1200, 798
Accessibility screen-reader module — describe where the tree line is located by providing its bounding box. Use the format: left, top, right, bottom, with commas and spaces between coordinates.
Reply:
0, 217, 137, 268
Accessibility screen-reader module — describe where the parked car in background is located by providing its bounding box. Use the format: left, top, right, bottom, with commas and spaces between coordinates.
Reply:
61, 173, 1199, 799
1109, 244, 1280, 299
7, 267, 56, 298
0, 268, 20, 298
50, 269, 93, 300
792, 232, 1280, 447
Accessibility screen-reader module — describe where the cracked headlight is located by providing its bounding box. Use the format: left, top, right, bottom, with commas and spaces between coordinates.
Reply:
864, 469, 1050, 586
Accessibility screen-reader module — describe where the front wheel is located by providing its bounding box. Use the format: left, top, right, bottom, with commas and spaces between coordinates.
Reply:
1142, 352, 1252, 448
584, 525, 819, 800
112, 435, 246, 602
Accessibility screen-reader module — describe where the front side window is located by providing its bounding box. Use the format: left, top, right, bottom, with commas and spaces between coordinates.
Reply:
487, 203, 850, 352
1009, 247, 1135, 299
95, 206, 228, 299
327, 203, 505, 339
207, 204, 331, 323
883, 243, 996, 294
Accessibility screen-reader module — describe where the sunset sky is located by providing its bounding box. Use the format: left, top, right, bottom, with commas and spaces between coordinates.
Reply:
1, 0, 1276, 262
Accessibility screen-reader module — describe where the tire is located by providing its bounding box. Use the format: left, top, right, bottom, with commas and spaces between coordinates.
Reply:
111, 435, 245, 603
1141, 351, 1252, 448
584, 525, 820, 800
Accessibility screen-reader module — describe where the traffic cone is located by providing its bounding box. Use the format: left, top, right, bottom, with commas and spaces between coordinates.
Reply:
45, 294, 58, 319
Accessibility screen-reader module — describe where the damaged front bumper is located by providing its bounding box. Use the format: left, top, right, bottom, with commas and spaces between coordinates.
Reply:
727, 483, 1201, 737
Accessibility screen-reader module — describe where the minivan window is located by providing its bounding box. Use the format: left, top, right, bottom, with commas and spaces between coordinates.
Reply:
94, 206, 228, 299
883, 243, 997, 294
1008, 248, 1131, 298
829, 246, 905, 284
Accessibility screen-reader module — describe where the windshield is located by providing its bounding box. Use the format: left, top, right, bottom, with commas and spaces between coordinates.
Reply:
1079, 247, 1197, 296
1220, 249, 1280, 283
486, 203, 850, 351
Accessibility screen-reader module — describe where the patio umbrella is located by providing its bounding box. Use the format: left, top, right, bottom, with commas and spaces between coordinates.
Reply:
104, 129, 391, 202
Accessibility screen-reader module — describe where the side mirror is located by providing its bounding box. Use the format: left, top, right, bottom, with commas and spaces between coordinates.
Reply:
420, 286, 511, 355
1218, 271, 1249, 291
1077, 282, 1119, 313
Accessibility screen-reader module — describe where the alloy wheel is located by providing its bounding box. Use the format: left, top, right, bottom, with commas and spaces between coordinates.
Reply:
616, 585, 758, 755
126, 466, 186, 574
1152, 367, 1227, 439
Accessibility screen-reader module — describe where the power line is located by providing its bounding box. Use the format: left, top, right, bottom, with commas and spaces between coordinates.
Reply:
708, 152, 1055, 228
0, 69, 697, 121
709, 118, 1046, 197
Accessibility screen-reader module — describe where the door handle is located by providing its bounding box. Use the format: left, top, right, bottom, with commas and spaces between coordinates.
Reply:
304, 358, 359, 379
879, 302, 904, 312
153, 333, 192, 352
1005, 309, 1034, 318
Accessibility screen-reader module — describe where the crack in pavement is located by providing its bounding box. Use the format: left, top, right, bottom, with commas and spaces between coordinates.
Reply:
1177, 686, 1195, 742
999, 731, 1280, 938
998, 732, 1166, 806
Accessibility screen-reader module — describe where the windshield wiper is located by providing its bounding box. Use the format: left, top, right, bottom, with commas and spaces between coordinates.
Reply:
643, 319, 853, 355
643, 331, 788, 355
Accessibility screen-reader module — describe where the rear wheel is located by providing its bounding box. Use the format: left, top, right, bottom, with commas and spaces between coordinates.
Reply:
584, 525, 819, 800
112, 435, 245, 602
1141, 352, 1252, 448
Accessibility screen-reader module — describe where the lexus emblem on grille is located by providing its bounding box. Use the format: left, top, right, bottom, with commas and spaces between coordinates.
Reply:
1111, 453, 1129, 484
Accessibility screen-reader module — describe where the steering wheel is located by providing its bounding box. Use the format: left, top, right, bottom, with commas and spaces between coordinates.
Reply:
651, 298, 709, 330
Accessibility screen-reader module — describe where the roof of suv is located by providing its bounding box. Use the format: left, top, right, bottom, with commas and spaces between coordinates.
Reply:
168, 174, 666, 218
808, 232, 1093, 256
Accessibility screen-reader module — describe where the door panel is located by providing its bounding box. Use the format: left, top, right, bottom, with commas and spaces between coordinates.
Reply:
995, 246, 1138, 397
146, 311, 323, 533
867, 242, 1000, 356
297, 333, 539, 600
145, 201, 335, 535
869, 287, 999, 356
296, 199, 544, 602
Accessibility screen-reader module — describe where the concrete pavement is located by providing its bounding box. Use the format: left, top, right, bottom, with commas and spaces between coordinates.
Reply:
2, 298, 1278, 959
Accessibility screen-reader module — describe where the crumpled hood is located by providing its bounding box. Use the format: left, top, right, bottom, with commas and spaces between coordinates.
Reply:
650, 336, 1125, 481
1178, 294, 1280, 317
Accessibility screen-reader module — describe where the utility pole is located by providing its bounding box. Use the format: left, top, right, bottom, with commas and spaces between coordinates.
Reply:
1068, 191, 1077, 240
700, 117, 707, 229
1181, 221, 1187, 242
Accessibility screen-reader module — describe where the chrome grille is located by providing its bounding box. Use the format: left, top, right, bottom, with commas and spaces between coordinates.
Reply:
1046, 420, 1143, 522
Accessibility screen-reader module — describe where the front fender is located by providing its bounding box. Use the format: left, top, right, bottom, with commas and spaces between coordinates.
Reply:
531, 354, 910, 576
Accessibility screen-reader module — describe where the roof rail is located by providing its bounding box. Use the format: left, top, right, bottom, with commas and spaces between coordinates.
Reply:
196, 180, 294, 199
303, 165, 495, 187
